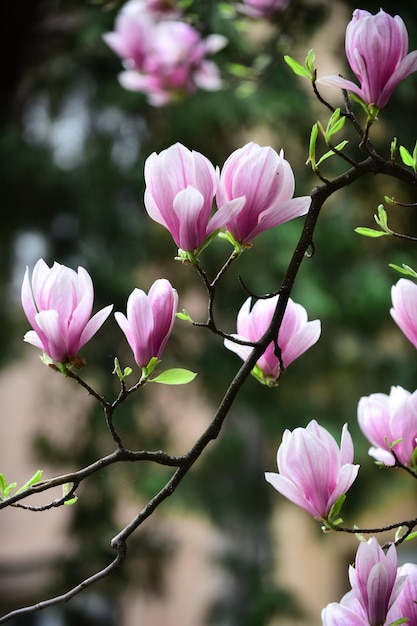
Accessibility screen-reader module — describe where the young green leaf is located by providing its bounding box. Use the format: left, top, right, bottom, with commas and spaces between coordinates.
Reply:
354, 227, 390, 238
399, 145, 415, 169
305, 49, 315, 78
15, 469, 43, 495
283, 55, 310, 79
373, 205, 392, 233
315, 141, 349, 167
62, 483, 78, 505
306, 123, 318, 168
389, 263, 417, 278
177, 309, 194, 323
150, 368, 197, 385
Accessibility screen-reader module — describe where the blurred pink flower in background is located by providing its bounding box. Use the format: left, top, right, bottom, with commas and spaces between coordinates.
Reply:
21, 259, 113, 364
390, 278, 417, 349
319, 9, 417, 109
358, 385, 417, 467
224, 295, 320, 385
115, 279, 178, 369
237, 0, 289, 19
216, 142, 310, 245
265, 420, 359, 521
103, 0, 227, 105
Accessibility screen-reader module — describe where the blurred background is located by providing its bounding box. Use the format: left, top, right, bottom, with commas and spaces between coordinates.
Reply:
1, 0, 417, 624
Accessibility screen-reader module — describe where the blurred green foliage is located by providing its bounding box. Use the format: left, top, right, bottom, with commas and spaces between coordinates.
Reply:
1, 0, 417, 624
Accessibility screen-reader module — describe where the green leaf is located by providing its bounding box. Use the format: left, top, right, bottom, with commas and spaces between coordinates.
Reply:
389, 263, 417, 278
150, 368, 197, 385
283, 55, 310, 78
399, 145, 414, 168
327, 494, 346, 522
315, 140, 349, 166
390, 137, 397, 160
306, 123, 318, 168
62, 483, 78, 505
374, 204, 391, 232
388, 619, 409, 625
405, 531, 417, 542
305, 49, 315, 77
325, 108, 346, 140
15, 469, 43, 495
354, 227, 390, 238
177, 309, 194, 323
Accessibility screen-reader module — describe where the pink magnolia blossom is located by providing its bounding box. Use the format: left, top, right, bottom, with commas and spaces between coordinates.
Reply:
358, 385, 417, 467
224, 296, 321, 385
323, 549, 414, 626
265, 420, 359, 521
216, 142, 310, 244
237, 0, 289, 19
391, 278, 417, 349
114, 279, 178, 369
386, 563, 417, 624
319, 9, 417, 109
144, 143, 240, 252
349, 538, 406, 626
322, 591, 370, 626
21, 259, 113, 364
103, 0, 226, 106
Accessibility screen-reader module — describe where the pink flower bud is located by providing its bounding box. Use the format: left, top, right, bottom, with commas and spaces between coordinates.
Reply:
114, 279, 178, 369
21, 259, 113, 364
265, 420, 359, 521
390, 278, 417, 349
349, 538, 406, 626
216, 142, 310, 244
357, 385, 417, 467
319, 9, 417, 109
144, 143, 237, 252
224, 296, 321, 385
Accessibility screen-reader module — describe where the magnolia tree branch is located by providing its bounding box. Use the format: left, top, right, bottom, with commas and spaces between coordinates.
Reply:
2, 148, 417, 623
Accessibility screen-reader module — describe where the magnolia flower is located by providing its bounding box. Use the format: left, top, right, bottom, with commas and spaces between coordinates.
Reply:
21, 259, 113, 364
386, 563, 417, 624
322, 591, 370, 626
144, 143, 240, 252
349, 538, 406, 626
103, 0, 226, 106
319, 9, 417, 109
224, 296, 321, 386
323, 548, 413, 626
358, 385, 417, 467
216, 142, 310, 245
114, 279, 178, 369
237, 0, 289, 19
390, 278, 417, 350
265, 420, 359, 521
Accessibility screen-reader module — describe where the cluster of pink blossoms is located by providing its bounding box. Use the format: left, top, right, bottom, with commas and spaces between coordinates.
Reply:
22, 259, 177, 372
319, 8, 417, 110
144, 141, 310, 252
21, 140, 318, 387
103, 0, 227, 106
